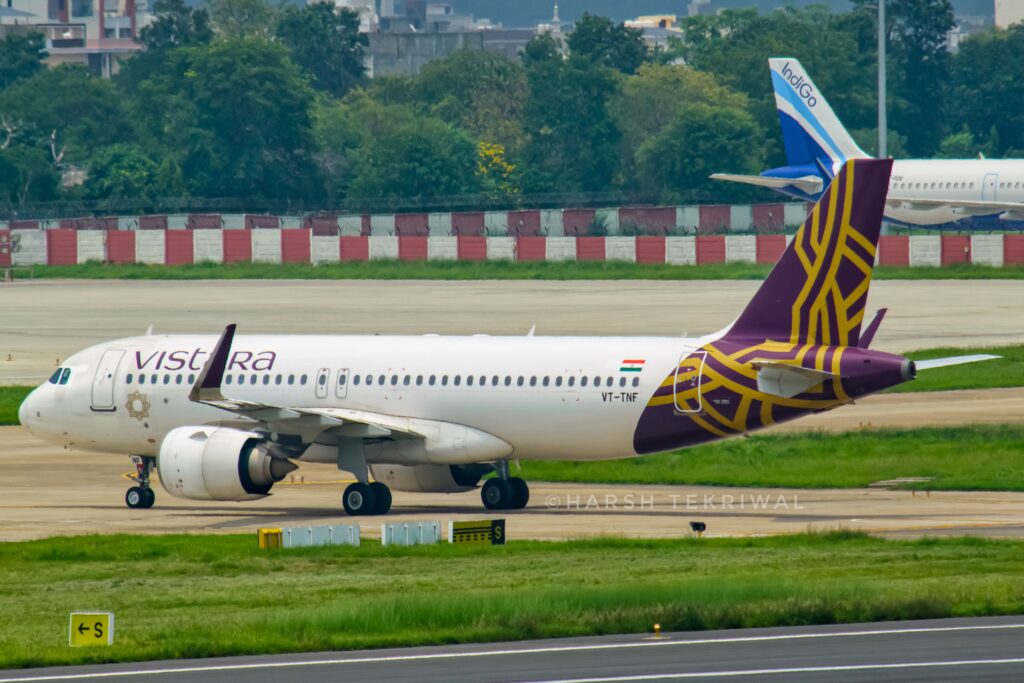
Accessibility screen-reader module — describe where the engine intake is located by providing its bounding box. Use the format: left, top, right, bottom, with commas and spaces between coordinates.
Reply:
157, 426, 297, 501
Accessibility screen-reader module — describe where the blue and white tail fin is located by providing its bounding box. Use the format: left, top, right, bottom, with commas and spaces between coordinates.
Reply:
769, 58, 868, 170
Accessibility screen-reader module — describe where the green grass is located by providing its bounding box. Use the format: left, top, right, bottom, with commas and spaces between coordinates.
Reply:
523, 425, 1024, 490
20, 260, 1024, 280
894, 344, 1024, 392
3, 532, 1024, 669
0, 386, 30, 425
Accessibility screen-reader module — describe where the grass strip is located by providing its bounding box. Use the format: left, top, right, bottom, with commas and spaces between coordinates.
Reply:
522, 425, 1024, 490
2, 532, 1024, 669
18, 260, 1024, 280
0, 386, 30, 425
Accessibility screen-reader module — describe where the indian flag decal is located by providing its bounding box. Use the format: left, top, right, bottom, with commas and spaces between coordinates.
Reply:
620, 359, 645, 373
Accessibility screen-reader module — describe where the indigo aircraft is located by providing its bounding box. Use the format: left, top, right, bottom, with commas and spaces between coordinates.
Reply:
713, 58, 1024, 230
19, 160, 994, 515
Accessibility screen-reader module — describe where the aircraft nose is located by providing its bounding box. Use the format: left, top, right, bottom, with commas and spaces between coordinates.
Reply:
18, 388, 39, 433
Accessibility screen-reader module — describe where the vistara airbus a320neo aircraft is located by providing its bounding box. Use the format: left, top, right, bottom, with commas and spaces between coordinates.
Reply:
19, 159, 995, 516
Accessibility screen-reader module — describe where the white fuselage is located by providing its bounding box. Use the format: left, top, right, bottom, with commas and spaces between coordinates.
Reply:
21, 334, 704, 464
885, 158, 1024, 226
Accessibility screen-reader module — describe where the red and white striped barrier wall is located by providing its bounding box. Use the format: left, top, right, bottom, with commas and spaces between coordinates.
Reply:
3, 227, 1023, 267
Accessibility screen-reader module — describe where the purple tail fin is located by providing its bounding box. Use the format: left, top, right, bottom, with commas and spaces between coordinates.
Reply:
726, 158, 893, 346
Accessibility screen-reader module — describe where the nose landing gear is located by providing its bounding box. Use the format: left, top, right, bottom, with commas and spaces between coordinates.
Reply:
481, 461, 529, 510
126, 455, 156, 509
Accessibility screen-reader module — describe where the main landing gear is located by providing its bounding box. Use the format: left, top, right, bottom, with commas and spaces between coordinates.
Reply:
481, 461, 529, 511
125, 455, 156, 509
342, 481, 392, 516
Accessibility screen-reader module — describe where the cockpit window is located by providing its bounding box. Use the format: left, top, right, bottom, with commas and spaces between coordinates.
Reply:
49, 369, 62, 384
59, 368, 71, 385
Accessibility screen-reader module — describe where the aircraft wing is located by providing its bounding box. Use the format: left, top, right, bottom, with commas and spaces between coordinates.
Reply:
887, 196, 1024, 219
711, 173, 824, 195
187, 324, 419, 444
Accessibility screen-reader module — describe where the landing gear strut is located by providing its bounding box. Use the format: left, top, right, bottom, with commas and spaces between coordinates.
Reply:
482, 461, 529, 510
337, 440, 391, 516
126, 455, 156, 509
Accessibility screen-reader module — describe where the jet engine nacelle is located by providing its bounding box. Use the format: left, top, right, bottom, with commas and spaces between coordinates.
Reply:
157, 426, 298, 501
369, 463, 491, 493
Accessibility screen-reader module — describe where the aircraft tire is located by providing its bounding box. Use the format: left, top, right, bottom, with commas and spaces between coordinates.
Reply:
343, 483, 377, 516
140, 488, 156, 509
482, 478, 513, 510
509, 478, 529, 509
125, 486, 147, 509
369, 482, 392, 515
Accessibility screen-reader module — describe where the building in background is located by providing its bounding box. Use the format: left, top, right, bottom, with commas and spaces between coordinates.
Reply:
0, 0, 150, 76
995, 0, 1024, 29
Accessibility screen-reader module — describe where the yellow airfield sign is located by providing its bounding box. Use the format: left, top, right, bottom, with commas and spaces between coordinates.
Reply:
69, 612, 114, 647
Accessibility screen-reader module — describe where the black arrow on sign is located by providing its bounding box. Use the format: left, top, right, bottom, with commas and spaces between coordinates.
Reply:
78, 623, 90, 635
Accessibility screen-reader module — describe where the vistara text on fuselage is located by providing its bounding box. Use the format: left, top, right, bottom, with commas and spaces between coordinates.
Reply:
19, 159, 994, 516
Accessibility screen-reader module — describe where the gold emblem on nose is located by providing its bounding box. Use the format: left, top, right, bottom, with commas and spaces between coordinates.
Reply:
125, 391, 151, 421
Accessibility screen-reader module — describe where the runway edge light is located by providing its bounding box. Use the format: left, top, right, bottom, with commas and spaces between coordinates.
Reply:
69, 612, 114, 647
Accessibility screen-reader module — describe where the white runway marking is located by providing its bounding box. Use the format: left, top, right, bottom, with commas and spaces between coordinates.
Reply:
2, 622, 1023, 681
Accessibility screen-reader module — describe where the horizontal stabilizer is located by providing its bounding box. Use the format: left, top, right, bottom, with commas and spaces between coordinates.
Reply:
915, 354, 1000, 371
752, 360, 834, 399
710, 173, 824, 195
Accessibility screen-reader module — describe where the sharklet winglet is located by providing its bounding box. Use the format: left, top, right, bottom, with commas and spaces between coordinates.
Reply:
188, 324, 236, 403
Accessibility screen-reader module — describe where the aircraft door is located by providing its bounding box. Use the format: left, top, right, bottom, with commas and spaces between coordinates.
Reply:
983, 173, 999, 201
335, 368, 350, 399
673, 350, 707, 415
91, 349, 125, 411
315, 367, 330, 399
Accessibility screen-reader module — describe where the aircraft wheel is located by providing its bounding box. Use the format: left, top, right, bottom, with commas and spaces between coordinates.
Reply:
140, 487, 156, 509
342, 483, 376, 516
125, 486, 148, 509
481, 478, 513, 510
369, 482, 392, 515
509, 478, 530, 510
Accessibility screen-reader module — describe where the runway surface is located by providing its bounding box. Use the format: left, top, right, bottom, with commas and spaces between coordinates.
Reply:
4, 421, 1024, 542
3, 617, 1024, 682
3, 278, 1023, 384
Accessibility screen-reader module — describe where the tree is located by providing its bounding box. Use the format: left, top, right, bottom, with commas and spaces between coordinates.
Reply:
0, 146, 59, 207
852, 0, 955, 156
609, 63, 748, 189
948, 24, 1024, 157
0, 33, 47, 90
276, 4, 366, 98
636, 103, 763, 200
936, 129, 978, 159
412, 50, 528, 155
521, 56, 622, 194
567, 13, 648, 74
346, 116, 481, 202
138, 0, 213, 51
82, 144, 168, 202
208, 0, 276, 39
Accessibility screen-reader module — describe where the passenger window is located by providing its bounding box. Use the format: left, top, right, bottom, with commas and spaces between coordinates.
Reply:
632, 377, 640, 387
416, 375, 423, 386
555, 377, 563, 387
162, 375, 169, 384
454, 375, 461, 386
49, 368, 62, 384
354, 375, 361, 386
530, 376, 537, 386
139, 374, 146, 385
429, 375, 436, 386
176, 375, 183, 385
593, 376, 600, 386
150, 373, 158, 384
516, 376, 524, 386
543, 376, 550, 387
479, 375, 486, 386
187, 374, 195, 384
467, 375, 474, 386
581, 376, 588, 387
504, 376, 512, 386
126, 373, 134, 384
366, 375, 374, 386
607, 377, 614, 387
300, 375, 308, 385
441, 375, 449, 386
378, 374, 385, 385
619, 377, 627, 387
275, 375, 282, 385
248, 375, 256, 385
403, 375, 410, 386
491, 375, 499, 386
390, 375, 398, 386
225, 375, 232, 385
263, 375, 270, 385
